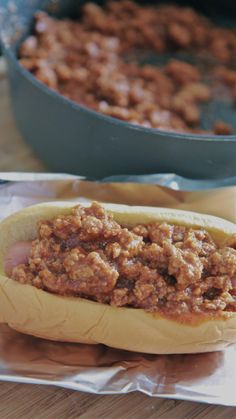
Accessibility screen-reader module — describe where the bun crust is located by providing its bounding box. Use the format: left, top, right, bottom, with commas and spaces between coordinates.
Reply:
0, 202, 235, 354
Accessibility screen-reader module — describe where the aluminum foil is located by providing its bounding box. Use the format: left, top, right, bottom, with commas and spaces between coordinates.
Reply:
0, 172, 236, 406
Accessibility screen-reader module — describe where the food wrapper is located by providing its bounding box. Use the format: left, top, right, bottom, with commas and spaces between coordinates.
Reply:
0, 172, 235, 406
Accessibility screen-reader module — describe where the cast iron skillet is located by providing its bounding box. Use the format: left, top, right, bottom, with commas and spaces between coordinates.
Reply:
0, 0, 236, 179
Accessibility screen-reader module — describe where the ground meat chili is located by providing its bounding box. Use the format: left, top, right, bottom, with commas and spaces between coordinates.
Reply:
11, 202, 236, 319
18, 1, 236, 135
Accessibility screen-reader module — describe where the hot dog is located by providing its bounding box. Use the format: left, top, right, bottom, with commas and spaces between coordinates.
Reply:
0, 201, 235, 354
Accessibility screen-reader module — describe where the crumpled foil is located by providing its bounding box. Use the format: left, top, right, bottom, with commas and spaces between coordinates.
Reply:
0, 172, 236, 406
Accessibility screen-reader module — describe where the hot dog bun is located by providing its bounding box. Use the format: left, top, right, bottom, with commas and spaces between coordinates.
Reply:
0, 201, 235, 354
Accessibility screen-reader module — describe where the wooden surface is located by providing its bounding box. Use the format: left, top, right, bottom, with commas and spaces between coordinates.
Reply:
0, 68, 235, 419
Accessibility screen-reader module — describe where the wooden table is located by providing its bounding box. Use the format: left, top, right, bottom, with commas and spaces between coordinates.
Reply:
0, 67, 235, 419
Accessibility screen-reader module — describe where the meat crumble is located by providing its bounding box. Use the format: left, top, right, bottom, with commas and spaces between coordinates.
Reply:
11, 202, 236, 318
18, 1, 236, 135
